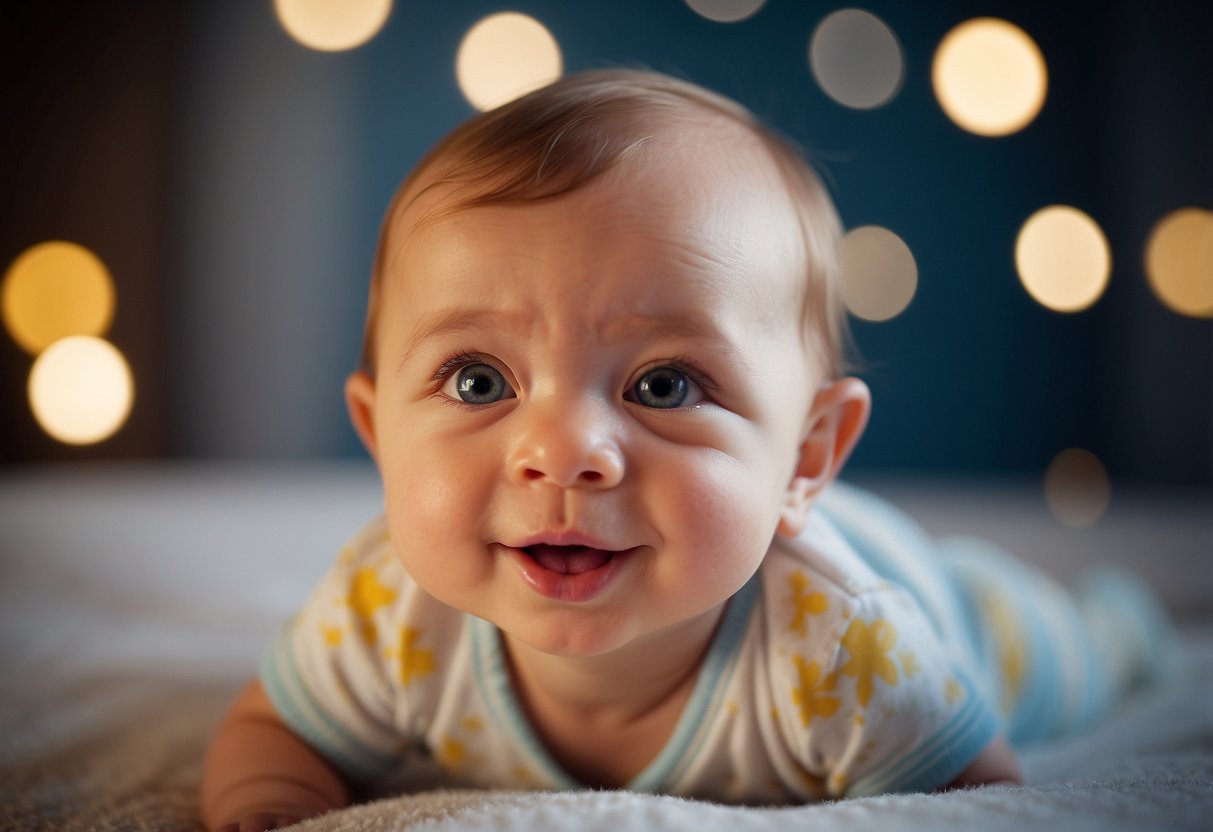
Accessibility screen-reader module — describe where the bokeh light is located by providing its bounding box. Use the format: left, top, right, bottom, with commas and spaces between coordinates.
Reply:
273, 0, 392, 52
1043, 448, 1110, 529
1145, 207, 1213, 318
1015, 206, 1110, 313
933, 18, 1048, 136
2, 240, 115, 355
684, 0, 767, 24
28, 335, 134, 445
838, 226, 918, 322
456, 12, 562, 112
810, 9, 904, 110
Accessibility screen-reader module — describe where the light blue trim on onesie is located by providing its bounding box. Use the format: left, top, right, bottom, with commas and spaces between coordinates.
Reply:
260, 623, 400, 781
999, 563, 1065, 745
634, 576, 759, 791
470, 574, 761, 792
848, 672, 1001, 797
469, 617, 579, 790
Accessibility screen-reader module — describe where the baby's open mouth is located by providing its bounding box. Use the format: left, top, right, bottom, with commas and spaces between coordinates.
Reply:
523, 544, 615, 576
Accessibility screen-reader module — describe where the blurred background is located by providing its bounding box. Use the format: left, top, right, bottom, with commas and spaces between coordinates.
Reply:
2, 0, 1211, 523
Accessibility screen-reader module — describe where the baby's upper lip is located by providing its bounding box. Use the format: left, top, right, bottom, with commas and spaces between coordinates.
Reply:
510, 530, 620, 551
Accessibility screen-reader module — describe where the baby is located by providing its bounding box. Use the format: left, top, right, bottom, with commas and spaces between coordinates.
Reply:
201, 69, 1167, 831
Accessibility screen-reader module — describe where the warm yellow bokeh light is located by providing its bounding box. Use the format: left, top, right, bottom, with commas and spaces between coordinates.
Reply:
810, 9, 904, 110
839, 225, 918, 322
1015, 205, 1110, 313
1145, 207, 1213, 318
2, 240, 115, 355
28, 335, 134, 445
456, 12, 562, 112
273, 0, 392, 52
1043, 448, 1110, 529
933, 18, 1047, 136
684, 0, 767, 24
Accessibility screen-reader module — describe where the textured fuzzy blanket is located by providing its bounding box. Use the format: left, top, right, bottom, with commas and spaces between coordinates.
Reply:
1, 638, 1209, 832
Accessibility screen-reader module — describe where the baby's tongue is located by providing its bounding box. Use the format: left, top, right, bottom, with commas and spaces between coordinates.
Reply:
529, 545, 612, 575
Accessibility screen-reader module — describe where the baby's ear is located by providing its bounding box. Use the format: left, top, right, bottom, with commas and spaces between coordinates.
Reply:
345, 371, 380, 463
777, 377, 871, 538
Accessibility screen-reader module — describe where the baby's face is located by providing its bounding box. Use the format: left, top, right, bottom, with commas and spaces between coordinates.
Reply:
364, 136, 817, 658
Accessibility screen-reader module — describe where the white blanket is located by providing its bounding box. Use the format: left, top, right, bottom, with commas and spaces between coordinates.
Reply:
1, 462, 1210, 831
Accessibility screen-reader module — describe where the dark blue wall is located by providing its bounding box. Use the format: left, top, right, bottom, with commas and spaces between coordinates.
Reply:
336, 0, 1213, 481
2, 1, 1209, 484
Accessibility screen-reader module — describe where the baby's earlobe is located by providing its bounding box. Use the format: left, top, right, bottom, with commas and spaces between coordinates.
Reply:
776, 477, 813, 538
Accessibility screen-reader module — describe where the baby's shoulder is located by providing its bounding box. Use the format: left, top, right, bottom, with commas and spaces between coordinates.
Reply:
762, 501, 888, 601
755, 492, 940, 660
313, 516, 464, 632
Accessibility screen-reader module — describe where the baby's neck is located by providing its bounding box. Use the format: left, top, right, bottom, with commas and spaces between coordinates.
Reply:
499, 605, 726, 786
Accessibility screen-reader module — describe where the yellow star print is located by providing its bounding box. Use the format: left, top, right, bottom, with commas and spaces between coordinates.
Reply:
788, 571, 829, 637
945, 677, 966, 706
791, 655, 841, 727
979, 590, 1026, 714
393, 627, 436, 687
828, 770, 849, 795
840, 617, 900, 707
348, 567, 398, 645
321, 625, 344, 648
436, 737, 475, 773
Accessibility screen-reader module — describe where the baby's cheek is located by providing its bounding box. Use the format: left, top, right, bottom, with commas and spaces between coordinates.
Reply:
666, 455, 780, 571
382, 464, 484, 600
376, 437, 436, 527
391, 465, 468, 545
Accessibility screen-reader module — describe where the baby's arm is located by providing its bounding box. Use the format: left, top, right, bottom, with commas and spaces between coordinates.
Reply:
944, 736, 1023, 789
201, 679, 351, 832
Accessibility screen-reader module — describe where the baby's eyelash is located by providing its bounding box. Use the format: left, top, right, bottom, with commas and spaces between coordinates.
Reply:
431, 352, 484, 382
430, 352, 718, 394
660, 355, 718, 392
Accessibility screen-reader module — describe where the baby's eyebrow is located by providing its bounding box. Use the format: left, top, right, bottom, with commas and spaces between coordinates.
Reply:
603, 313, 723, 346
396, 307, 526, 374
396, 307, 756, 375
602, 313, 758, 376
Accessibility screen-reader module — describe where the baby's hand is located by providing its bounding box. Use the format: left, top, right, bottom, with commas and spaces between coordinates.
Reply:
218, 812, 303, 832
202, 680, 350, 832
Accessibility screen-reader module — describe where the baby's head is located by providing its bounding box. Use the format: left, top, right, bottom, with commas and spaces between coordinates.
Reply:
346, 69, 870, 657
359, 68, 850, 383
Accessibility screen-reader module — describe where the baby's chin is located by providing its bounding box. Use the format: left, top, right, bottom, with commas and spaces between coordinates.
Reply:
494, 611, 651, 659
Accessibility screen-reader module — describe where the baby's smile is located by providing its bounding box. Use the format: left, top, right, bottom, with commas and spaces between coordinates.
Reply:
502, 535, 642, 603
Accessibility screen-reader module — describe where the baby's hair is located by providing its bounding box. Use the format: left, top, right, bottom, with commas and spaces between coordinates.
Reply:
360, 68, 850, 379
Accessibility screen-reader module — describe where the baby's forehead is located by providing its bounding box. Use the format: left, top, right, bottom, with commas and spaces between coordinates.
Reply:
391, 114, 796, 250
384, 151, 809, 348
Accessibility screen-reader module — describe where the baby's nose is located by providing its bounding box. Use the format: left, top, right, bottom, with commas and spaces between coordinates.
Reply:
506, 404, 624, 490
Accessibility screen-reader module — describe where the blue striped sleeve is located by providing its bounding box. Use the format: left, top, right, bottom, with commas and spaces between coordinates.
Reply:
260, 621, 402, 781
813, 586, 1004, 798
848, 671, 1001, 796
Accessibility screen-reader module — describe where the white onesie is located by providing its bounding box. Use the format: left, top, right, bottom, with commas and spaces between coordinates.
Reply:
261, 483, 1003, 802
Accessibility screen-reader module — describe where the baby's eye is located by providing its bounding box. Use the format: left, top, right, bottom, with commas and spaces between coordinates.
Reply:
628, 367, 704, 409
442, 362, 516, 405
